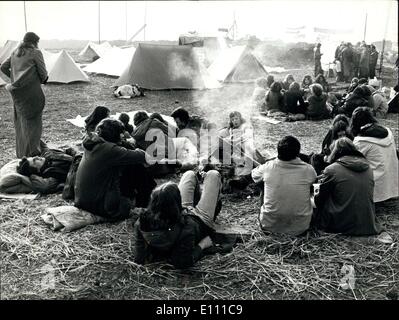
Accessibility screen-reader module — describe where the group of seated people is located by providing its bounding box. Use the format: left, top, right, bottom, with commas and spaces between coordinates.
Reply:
252, 74, 398, 122
0, 100, 398, 269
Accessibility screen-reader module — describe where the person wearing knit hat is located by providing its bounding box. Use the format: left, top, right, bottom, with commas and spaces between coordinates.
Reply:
0, 32, 48, 158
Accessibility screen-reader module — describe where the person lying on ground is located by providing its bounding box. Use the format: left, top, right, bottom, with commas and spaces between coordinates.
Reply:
283, 81, 307, 122
313, 137, 382, 236
10, 142, 76, 194
113, 84, 145, 99
251, 136, 317, 236
84, 106, 110, 134
132, 111, 179, 177
133, 170, 222, 269
350, 107, 399, 204
74, 118, 156, 221
306, 83, 331, 120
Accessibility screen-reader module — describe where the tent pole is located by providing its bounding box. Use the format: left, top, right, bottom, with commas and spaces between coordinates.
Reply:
125, 1, 128, 42
23, 1, 27, 32
98, 1, 101, 44
363, 12, 367, 42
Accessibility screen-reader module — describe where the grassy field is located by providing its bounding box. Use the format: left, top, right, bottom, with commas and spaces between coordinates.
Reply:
0, 51, 398, 300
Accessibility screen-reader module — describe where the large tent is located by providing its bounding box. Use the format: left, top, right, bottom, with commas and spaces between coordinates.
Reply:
83, 46, 136, 77
42, 49, 90, 83
115, 43, 221, 90
79, 41, 113, 61
208, 46, 268, 82
0, 40, 19, 64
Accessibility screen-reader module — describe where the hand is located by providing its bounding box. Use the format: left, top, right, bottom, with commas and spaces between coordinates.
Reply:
198, 236, 213, 250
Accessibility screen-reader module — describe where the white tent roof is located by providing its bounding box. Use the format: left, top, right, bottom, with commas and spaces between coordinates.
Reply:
42, 49, 90, 83
208, 45, 268, 82
0, 40, 19, 64
79, 41, 113, 60
83, 46, 136, 77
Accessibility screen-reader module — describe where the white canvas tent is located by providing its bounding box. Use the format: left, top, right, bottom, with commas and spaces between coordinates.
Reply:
42, 49, 90, 83
208, 46, 268, 82
79, 41, 112, 60
0, 40, 19, 64
83, 46, 136, 77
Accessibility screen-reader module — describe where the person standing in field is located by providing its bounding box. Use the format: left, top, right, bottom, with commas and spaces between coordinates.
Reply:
369, 45, 379, 79
314, 43, 323, 77
0, 32, 48, 158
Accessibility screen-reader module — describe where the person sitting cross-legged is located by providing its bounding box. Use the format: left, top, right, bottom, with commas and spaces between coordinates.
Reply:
133, 170, 222, 269
74, 118, 156, 221
251, 136, 317, 236
313, 137, 382, 236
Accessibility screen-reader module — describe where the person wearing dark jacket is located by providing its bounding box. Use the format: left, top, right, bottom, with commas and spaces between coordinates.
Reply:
283, 82, 307, 120
74, 118, 156, 221
340, 43, 354, 82
359, 44, 370, 79
265, 81, 284, 113
282, 74, 295, 91
84, 106, 110, 133
314, 74, 329, 93
118, 113, 134, 136
337, 86, 368, 117
307, 84, 330, 120
369, 45, 379, 79
133, 170, 222, 269
132, 111, 178, 176
314, 43, 323, 77
314, 137, 382, 236
346, 77, 359, 94
361, 84, 375, 110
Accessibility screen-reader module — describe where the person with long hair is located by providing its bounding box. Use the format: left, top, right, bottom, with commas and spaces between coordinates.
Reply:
1, 32, 48, 158
133, 170, 222, 269
314, 137, 382, 235
84, 106, 110, 133
350, 107, 399, 203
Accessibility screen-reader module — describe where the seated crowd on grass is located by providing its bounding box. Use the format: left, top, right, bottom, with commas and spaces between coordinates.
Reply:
1, 79, 398, 270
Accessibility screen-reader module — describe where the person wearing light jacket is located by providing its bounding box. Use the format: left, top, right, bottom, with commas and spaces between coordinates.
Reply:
350, 107, 399, 203
314, 137, 382, 236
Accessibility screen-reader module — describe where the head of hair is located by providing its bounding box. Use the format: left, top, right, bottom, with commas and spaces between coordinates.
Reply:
288, 81, 300, 92
361, 84, 372, 97
96, 118, 124, 143
350, 107, 378, 137
310, 83, 323, 96
229, 111, 245, 127
118, 113, 130, 125
149, 112, 166, 124
170, 107, 189, 124
133, 111, 149, 126
331, 120, 350, 140
332, 114, 350, 126
140, 182, 182, 231
394, 84, 399, 92
315, 74, 326, 84
328, 137, 365, 163
266, 75, 275, 87
284, 74, 295, 83
351, 77, 359, 85
358, 78, 368, 85
277, 136, 301, 161
353, 86, 365, 96
16, 157, 38, 176
270, 81, 282, 93
16, 32, 40, 57
256, 77, 268, 89
85, 106, 110, 131
302, 75, 313, 86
